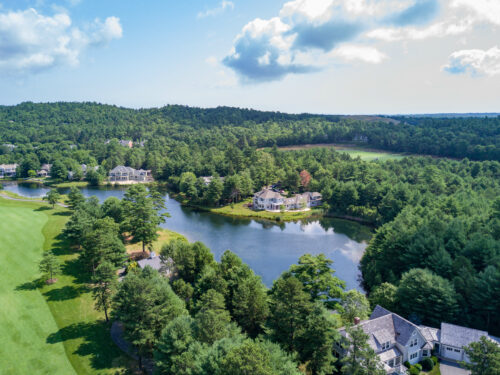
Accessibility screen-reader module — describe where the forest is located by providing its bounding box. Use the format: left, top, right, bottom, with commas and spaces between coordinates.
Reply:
1, 102, 500, 371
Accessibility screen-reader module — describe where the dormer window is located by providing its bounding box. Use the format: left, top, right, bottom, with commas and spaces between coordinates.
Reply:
381, 341, 391, 350
409, 338, 418, 347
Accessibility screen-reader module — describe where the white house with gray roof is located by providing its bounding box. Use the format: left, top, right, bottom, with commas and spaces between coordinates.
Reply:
335, 305, 499, 374
109, 166, 153, 183
253, 188, 322, 211
0, 163, 18, 178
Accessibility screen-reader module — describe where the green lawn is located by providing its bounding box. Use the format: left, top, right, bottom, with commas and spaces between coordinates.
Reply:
274, 143, 406, 161
210, 198, 323, 222
0, 198, 132, 374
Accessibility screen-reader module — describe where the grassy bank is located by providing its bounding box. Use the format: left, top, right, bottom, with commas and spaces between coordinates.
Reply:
209, 199, 323, 222
0, 197, 132, 374
125, 228, 187, 254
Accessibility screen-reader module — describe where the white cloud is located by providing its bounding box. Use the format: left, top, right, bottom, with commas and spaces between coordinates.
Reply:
451, 0, 500, 25
330, 45, 387, 64
0, 8, 122, 73
197, 1, 234, 19
443, 46, 500, 76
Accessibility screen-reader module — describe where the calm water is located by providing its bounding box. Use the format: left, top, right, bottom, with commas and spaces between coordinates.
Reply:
1, 182, 372, 290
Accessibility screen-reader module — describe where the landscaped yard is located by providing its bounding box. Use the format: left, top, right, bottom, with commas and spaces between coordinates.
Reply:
125, 228, 187, 254
0, 197, 132, 374
210, 198, 323, 222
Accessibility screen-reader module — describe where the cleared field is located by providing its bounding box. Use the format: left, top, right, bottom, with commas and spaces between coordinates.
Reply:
275, 143, 406, 161
0, 198, 131, 374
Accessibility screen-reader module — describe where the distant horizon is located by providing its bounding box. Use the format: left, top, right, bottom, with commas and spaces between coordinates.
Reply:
1, 100, 499, 118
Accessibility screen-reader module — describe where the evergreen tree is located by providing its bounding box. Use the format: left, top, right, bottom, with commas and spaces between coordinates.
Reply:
67, 186, 85, 210
122, 184, 167, 253
43, 189, 61, 208
92, 261, 117, 322
462, 336, 500, 375
194, 289, 232, 345
341, 325, 385, 375
39, 250, 61, 283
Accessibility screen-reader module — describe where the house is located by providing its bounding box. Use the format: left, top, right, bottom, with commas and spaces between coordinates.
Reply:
105, 139, 133, 148
335, 306, 499, 374
109, 166, 153, 183
253, 188, 322, 212
201, 176, 225, 186
0, 163, 18, 178
37, 164, 52, 177
137, 252, 172, 277
2, 144, 16, 152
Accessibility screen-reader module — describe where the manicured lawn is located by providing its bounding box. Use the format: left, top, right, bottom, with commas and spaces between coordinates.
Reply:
0, 197, 132, 374
210, 199, 323, 222
274, 143, 406, 161
423, 364, 441, 375
50, 181, 90, 188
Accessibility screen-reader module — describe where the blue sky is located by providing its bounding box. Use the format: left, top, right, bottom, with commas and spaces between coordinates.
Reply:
0, 0, 499, 114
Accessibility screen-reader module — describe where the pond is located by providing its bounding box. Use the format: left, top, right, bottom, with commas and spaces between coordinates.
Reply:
1, 182, 372, 290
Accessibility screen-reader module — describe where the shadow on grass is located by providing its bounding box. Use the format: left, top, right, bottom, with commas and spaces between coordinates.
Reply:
43, 285, 90, 301
46, 321, 124, 371
54, 211, 72, 217
35, 206, 52, 211
15, 278, 44, 291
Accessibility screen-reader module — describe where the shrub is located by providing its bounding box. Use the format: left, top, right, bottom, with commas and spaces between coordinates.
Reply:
404, 361, 411, 369
414, 363, 422, 371
409, 366, 420, 375
421, 357, 434, 371
431, 356, 438, 366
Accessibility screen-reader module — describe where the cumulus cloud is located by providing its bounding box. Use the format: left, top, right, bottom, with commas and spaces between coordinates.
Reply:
443, 46, 500, 76
223, 0, 446, 82
198, 1, 234, 19
0, 8, 122, 74
330, 44, 387, 64
451, 0, 500, 25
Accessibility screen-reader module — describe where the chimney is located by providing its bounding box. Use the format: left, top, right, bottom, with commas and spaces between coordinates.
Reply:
354, 317, 361, 325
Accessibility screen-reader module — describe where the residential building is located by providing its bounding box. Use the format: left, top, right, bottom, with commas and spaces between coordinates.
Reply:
201, 176, 225, 186
105, 139, 133, 148
0, 163, 18, 178
253, 188, 322, 211
2, 144, 16, 152
68, 164, 99, 180
109, 166, 153, 183
335, 306, 499, 374
37, 164, 52, 177
137, 252, 172, 278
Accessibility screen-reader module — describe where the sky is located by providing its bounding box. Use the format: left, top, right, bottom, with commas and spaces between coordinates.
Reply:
0, 0, 499, 114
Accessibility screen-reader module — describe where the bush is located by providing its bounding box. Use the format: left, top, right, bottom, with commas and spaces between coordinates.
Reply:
431, 356, 438, 366
414, 363, 422, 371
409, 366, 420, 375
404, 361, 411, 369
421, 357, 434, 371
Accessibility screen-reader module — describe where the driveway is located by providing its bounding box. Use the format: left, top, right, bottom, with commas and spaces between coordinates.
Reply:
440, 360, 470, 375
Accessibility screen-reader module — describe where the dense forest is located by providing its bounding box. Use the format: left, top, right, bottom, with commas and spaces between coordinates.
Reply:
1, 103, 500, 346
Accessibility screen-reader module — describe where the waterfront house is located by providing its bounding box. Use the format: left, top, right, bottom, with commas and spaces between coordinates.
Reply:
334, 305, 500, 374
109, 166, 153, 183
0, 163, 18, 178
37, 164, 52, 177
253, 188, 322, 211
137, 252, 173, 278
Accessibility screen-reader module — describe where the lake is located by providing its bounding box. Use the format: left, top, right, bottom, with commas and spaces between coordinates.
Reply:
1, 182, 372, 290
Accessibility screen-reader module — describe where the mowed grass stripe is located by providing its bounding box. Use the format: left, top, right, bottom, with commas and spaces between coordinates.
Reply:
0, 203, 76, 375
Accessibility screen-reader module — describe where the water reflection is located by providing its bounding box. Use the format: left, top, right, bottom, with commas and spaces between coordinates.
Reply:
1, 182, 372, 290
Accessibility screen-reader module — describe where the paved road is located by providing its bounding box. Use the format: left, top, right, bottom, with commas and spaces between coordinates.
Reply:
440, 360, 470, 375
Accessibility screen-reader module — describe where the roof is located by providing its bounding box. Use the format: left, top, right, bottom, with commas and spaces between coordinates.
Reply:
440, 322, 489, 349
379, 347, 402, 362
0, 163, 18, 169
370, 305, 424, 346
110, 166, 136, 174
419, 326, 440, 342
255, 189, 283, 200
137, 256, 163, 271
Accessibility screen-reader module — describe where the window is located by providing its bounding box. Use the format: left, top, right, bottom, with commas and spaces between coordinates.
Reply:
382, 341, 391, 350
454, 349, 461, 353
446, 347, 453, 351
422, 350, 429, 357
395, 356, 401, 366
410, 352, 418, 360
388, 359, 394, 367
410, 339, 418, 347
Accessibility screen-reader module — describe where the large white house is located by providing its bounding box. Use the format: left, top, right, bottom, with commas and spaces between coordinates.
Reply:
0, 164, 18, 178
335, 305, 500, 375
109, 166, 153, 183
253, 188, 322, 211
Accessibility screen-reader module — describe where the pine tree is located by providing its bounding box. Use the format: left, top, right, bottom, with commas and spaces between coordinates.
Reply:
92, 261, 117, 322
341, 325, 385, 375
39, 250, 61, 283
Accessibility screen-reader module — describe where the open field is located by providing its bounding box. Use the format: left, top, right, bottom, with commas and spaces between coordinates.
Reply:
0, 197, 132, 374
273, 143, 407, 161
210, 198, 323, 222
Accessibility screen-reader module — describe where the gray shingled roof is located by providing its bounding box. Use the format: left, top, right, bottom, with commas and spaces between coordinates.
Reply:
379, 347, 402, 362
110, 166, 136, 174
137, 256, 163, 271
255, 189, 283, 200
440, 323, 489, 349
370, 305, 421, 346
